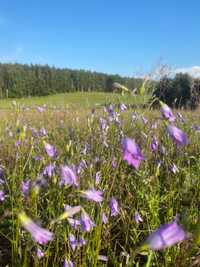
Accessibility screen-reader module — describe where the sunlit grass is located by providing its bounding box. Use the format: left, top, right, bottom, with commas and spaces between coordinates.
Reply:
0, 94, 199, 266
0, 92, 150, 109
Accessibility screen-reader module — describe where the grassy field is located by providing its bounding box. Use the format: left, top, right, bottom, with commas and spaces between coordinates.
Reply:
0, 92, 200, 267
0, 92, 150, 110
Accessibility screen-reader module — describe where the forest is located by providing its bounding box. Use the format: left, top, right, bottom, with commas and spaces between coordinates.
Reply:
0, 63, 200, 109
0, 63, 143, 98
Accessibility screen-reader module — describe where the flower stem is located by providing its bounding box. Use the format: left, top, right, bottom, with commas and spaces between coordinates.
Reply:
146, 250, 153, 267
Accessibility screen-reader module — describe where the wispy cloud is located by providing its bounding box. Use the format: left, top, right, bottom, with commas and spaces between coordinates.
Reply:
174, 66, 200, 78
0, 45, 49, 65
0, 45, 24, 63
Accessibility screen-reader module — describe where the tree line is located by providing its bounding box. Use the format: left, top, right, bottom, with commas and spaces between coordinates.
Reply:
1, 63, 200, 109
0, 63, 143, 98
153, 73, 200, 109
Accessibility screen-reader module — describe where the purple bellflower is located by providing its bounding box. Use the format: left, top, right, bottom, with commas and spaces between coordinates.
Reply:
63, 259, 74, 267
68, 218, 81, 230
69, 234, 78, 251
109, 197, 119, 217
167, 125, 188, 148
98, 255, 108, 262
36, 248, 44, 259
120, 103, 127, 112
134, 212, 143, 224
150, 136, 159, 152
145, 220, 186, 250
44, 142, 57, 158
102, 212, 108, 224
60, 166, 79, 187
43, 164, 55, 178
95, 171, 101, 185
34, 155, 42, 161
132, 112, 137, 121
170, 163, 179, 174
122, 137, 145, 169
0, 167, 4, 182
79, 237, 86, 247
81, 189, 103, 203
112, 158, 117, 169
21, 180, 31, 196
77, 159, 87, 174
18, 212, 54, 245
80, 211, 95, 232
39, 127, 47, 137
160, 102, 176, 122
37, 106, 45, 113
0, 190, 5, 201
99, 117, 108, 131
30, 127, 38, 137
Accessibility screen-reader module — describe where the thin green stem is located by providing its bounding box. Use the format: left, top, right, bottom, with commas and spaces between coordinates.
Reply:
146, 250, 153, 267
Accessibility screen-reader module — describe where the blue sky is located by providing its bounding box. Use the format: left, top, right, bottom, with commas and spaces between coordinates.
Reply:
0, 0, 200, 76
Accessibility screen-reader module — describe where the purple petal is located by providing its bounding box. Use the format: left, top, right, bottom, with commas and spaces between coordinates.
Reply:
60, 166, 78, 187
63, 259, 74, 267
122, 137, 145, 169
167, 125, 188, 147
18, 212, 54, 245
102, 212, 108, 224
0, 190, 5, 201
146, 220, 186, 250
134, 212, 143, 224
69, 233, 78, 251
80, 212, 95, 232
44, 142, 57, 158
161, 103, 176, 122
81, 189, 103, 203
109, 197, 119, 217
36, 248, 44, 259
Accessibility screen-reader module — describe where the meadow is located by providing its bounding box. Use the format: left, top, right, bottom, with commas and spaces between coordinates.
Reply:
0, 92, 150, 110
0, 92, 200, 267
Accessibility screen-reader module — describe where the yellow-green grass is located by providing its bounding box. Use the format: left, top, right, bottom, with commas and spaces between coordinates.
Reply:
0, 92, 150, 110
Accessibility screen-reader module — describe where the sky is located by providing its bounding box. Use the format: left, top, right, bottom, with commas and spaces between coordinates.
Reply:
0, 0, 200, 77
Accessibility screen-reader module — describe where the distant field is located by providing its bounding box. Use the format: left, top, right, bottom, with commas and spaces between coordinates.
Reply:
0, 92, 150, 110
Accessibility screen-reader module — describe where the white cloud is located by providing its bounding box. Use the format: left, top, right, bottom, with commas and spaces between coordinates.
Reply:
174, 66, 200, 78
0, 45, 24, 63
0, 45, 24, 62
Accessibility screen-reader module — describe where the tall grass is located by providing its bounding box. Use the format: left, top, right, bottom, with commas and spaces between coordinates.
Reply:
0, 97, 200, 266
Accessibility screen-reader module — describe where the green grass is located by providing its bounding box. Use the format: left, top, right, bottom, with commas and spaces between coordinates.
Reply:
0, 92, 150, 110
0, 94, 199, 267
